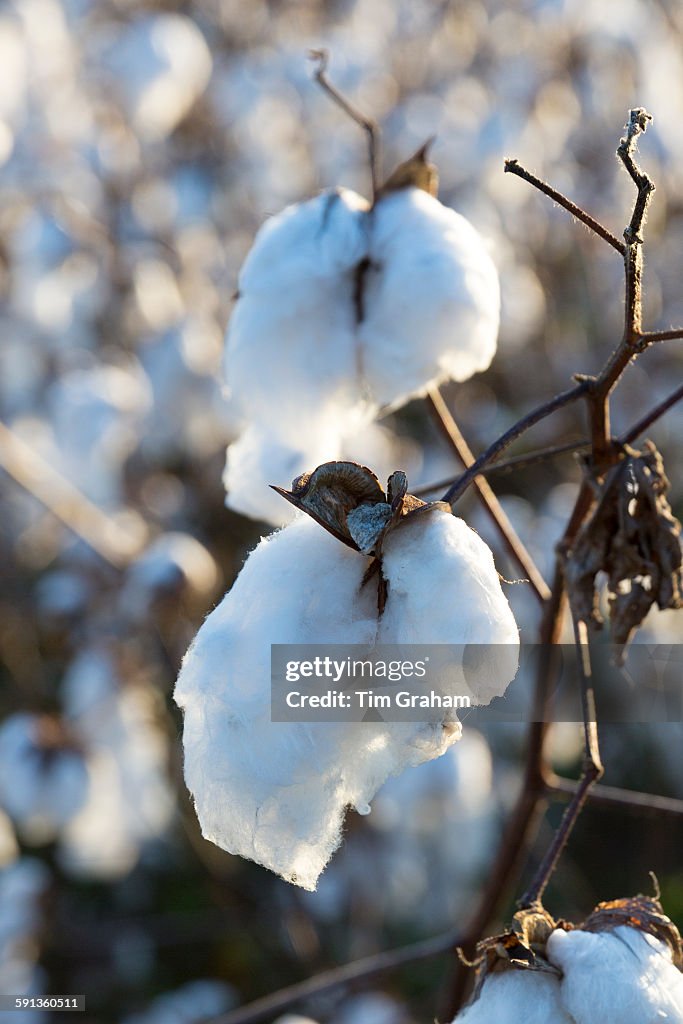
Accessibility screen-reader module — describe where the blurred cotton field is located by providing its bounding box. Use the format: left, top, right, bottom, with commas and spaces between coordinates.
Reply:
1, 0, 683, 1021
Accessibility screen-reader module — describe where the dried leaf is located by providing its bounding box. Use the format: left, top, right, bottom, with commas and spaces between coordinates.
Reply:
564, 443, 682, 657
581, 894, 683, 969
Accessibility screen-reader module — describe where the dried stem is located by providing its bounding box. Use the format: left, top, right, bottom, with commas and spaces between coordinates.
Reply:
413, 439, 589, 496
426, 387, 551, 603
639, 327, 683, 343
441, 381, 589, 506
210, 929, 460, 1024
518, 618, 603, 909
548, 775, 683, 819
620, 381, 683, 444
0, 420, 144, 569
309, 49, 380, 200
504, 159, 625, 254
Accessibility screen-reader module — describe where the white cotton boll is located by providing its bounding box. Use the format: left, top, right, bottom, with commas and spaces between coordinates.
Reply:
547, 924, 683, 1024
452, 969, 571, 1023
225, 188, 371, 425
176, 507, 517, 890
0, 714, 89, 844
360, 187, 500, 409
379, 511, 519, 706
0, 810, 18, 869
103, 15, 212, 141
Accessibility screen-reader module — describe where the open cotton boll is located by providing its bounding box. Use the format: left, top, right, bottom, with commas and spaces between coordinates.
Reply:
175, 501, 518, 890
360, 187, 500, 409
452, 969, 572, 1023
225, 188, 371, 425
547, 925, 683, 1024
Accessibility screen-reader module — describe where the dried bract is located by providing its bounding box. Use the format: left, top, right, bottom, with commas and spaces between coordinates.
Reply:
564, 442, 682, 656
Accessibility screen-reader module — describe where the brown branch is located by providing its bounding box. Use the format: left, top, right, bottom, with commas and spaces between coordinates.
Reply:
518, 618, 603, 909
504, 159, 625, 254
548, 775, 683, 819
209, 929, 459, 1024
441, 381, 589, 506
620, 382, 683, 445
412, 439, 589, 497
309, 49, 380, 201
426, 387, 551, 603
639, 328, 683, 343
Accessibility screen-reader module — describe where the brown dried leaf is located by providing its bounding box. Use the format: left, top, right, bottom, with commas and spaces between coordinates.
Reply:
564, 443, 682, 657
380, 139, 439, 197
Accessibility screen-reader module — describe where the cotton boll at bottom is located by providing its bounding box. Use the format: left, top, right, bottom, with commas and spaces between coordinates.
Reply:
452, 970, 571, 1023
359, 187, 500, 409
547, 925, 683, 1024
176, 506, 518, 890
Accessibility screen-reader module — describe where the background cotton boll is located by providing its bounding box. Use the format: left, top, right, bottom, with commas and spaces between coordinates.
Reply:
359, 188, 500, 409
547, 925, 683, 1024
452, 969, 571, 1023
0, 713, 89, 844
101, 15, 212, 142
121, 979, 236, 1024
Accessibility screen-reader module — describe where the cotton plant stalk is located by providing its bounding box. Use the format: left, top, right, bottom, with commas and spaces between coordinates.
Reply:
175, 463, 519, 890
223, 145, 499, 525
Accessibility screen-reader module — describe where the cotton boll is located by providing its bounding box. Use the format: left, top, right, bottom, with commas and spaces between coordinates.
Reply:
176, 503, 518, 889
452, 969, 571, 1023
225, 188, 371, 425
547, 924, 683, 1024
379, 510, 519, 706
359, 187, 500, 408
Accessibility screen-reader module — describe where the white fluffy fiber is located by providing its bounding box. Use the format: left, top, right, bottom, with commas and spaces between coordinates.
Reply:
224, 184, 499, 525
547, 924, 683, 1023
453, 925, 683, 1023
175, 508, 518, 890
453, 969, 572, 1024
359, 188, 499, 408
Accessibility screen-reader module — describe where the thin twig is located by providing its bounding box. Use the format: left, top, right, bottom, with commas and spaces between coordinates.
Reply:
413, 439, 589, 497
441, 381, 589, 506
0, 420, 144, 569
548, 775, 683, 818
426, 388, 551, 603
504, 160, 625, 254
209, 929, 459, 1024
620, 382, 683, 445
639, 327, 683, 343
618, 108, 655, 246
309, 49, 380, 200
518, 618, 603, 909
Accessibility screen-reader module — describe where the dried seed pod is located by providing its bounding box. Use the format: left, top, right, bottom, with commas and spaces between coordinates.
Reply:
380, 139, 439, 197
271, 461, 385, 549
564, 442, 682, 657
581, 894, 683, 969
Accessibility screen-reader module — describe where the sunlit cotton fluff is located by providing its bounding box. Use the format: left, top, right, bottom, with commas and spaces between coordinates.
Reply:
547, 924, 683, 1024
175, 508, 518, 890
223, 182, 499, 526
452, 969, 572, 1023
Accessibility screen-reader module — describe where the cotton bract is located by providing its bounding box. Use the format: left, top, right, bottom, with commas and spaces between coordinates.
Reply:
224, 173, 499, 525
175, 506, 518, 890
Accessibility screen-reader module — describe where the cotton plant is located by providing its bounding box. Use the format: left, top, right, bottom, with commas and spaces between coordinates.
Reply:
452, 895, 683, 1024
175, 461, 518, 891
223, 140, 499, 525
